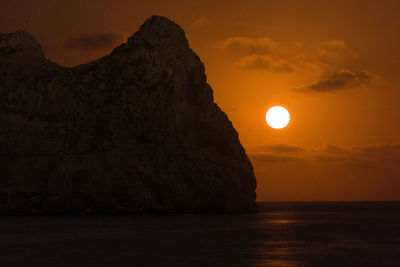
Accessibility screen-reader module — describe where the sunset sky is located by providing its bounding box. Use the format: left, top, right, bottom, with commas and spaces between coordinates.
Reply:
2, 0, 399, 201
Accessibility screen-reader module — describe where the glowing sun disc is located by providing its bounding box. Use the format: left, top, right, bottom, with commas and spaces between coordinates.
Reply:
266, 106, 290, 129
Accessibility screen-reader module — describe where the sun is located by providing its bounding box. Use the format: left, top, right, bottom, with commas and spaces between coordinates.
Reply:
266, 106, 290, 129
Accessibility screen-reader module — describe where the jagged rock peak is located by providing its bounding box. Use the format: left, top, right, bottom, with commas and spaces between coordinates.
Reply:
0, 30, 44, 57
127, 15, 188, 48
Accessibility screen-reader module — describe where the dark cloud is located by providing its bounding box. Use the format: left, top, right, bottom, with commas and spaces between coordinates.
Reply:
323, 144, 351, 154
316, 143, 400, 164
260, 144, 304, 153
249, 154, 301, 163
65, 33, 123, 51
234, 55, 293, 72
330, 143, 400, 156
295, 69, 372, 93
249, 144, 304, 162
354, 143, 400, 160
250, 142, 400, 164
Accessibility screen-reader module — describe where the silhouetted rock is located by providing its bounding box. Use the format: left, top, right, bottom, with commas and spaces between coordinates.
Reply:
0, 16, 257, 214
0, 31, 44, 57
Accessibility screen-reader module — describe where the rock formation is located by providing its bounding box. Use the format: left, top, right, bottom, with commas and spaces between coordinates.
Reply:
0, 16, 257, 214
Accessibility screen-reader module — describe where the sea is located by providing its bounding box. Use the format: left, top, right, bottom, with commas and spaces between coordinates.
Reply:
1, 202, 399, 266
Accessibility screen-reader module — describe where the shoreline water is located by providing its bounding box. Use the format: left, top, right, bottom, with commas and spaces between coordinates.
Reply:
1, 201, 399, 266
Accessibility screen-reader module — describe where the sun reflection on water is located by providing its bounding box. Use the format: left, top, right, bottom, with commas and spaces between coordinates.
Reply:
253, 211, 302, 267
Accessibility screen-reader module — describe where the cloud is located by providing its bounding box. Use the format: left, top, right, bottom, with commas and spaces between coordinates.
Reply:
249, 142, 400, 164
295, 69, 372, 93
234, 55, 294, 72
353, 143, 400, 160
190, 17, 211, 29
220, 37, 278, 54
322, 144, 350, 154
317, 143, 400, 163
259, 144, 304, 153
219, 36, 377, 83
65, 33, 124, 51
248, 144, 304, 162
313, 40, 357, 61
249, 154, 301, 163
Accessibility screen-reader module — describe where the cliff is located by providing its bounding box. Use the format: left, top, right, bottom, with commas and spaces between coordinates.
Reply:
0, 16, 257, 214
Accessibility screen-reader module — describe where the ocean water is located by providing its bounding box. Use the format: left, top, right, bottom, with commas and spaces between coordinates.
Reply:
1, 202, 399, 266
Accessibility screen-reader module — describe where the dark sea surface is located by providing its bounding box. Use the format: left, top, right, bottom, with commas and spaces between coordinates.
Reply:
1, 202, 399, 266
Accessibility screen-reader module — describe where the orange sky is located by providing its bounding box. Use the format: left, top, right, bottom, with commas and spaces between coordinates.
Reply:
2, 0, 400, 201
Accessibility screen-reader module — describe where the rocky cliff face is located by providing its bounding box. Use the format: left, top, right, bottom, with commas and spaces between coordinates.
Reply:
0, 16, 257, 214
